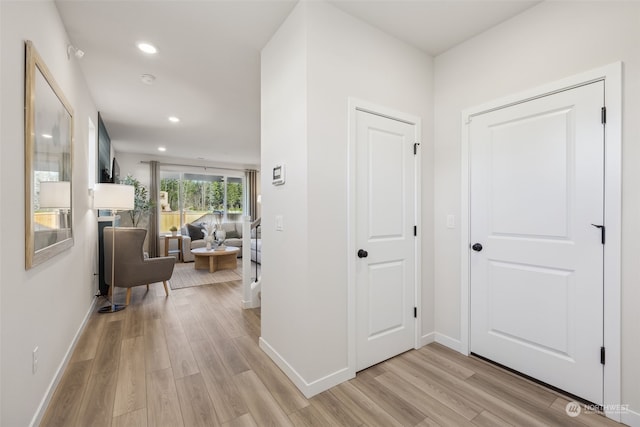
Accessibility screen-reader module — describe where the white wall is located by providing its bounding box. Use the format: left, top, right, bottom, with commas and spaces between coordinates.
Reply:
0, 1, 99, 425
433, 1, 640, 423
261, 0, 433, 396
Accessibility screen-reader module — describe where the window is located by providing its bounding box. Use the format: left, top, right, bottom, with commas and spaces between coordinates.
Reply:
159, 171, 244, 233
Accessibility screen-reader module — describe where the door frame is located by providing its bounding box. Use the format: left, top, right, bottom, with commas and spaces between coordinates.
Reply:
460, 63, 621, 420
347, 98, 422, 376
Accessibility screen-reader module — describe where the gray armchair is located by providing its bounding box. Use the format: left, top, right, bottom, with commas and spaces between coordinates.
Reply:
104, 227, 175, 305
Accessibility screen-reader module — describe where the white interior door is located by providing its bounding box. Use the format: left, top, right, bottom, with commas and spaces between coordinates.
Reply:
356, 109, 416, 371
470, 81, 605, 404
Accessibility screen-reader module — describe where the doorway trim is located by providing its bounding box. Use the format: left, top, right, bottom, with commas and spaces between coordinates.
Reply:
347, 97, 422, 376
460, 62, 621, 421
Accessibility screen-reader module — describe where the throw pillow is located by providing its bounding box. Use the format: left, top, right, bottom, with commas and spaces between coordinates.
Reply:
186, 223, 204, 241
225, 229, 239, 239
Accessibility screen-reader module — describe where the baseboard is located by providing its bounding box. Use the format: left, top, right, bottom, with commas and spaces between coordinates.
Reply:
259, 337, 354, 398
419, 331, 435, 347
30, 296, 98, 427
434, 332, 465, 354
622, 407, 640, 427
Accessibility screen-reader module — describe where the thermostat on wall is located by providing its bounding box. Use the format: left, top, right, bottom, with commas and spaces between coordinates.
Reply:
272, 164, 285, 185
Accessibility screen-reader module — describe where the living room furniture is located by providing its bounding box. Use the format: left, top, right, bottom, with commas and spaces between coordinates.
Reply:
181, 222, 244, 262
191, 246, 240, 273
164, 234, 182, 261
104, 227, 175, 305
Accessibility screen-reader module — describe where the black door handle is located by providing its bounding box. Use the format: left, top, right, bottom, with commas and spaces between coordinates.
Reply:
357, 249, 368, 258
472, 243, 483, 252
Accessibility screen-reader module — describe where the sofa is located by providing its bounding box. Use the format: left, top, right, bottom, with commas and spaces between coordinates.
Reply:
180, 222, 244, 262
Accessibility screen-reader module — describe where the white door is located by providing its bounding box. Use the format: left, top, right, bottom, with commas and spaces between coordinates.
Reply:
470, 81, 604, 404
356, 109, 416, 371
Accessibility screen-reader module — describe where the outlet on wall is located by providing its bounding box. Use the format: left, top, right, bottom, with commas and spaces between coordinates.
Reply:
32, 346, 39, 374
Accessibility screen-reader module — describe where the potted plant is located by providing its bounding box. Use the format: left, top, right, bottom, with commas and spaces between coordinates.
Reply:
169, 225, 178, 236
121, 175, 154, 227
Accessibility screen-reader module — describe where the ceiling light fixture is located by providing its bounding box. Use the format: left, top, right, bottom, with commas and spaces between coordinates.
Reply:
137, 42, 157, 54
158, 147, 167, 152
66, 44, 85, 60
41, 134, 53, 139
168, 116, 180, 123
140, 73, 156, 85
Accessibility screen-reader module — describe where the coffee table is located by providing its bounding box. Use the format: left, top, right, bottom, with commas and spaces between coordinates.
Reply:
191, 246, 240, 273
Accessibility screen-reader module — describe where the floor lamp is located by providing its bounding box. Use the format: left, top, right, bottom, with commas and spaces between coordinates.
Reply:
93, 183, 134, 313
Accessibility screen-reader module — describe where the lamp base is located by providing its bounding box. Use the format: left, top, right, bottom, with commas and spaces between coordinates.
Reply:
98, 304, 126, 313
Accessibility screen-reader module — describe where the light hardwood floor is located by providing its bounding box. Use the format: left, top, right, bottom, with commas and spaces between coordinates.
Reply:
41, 279, 622, 427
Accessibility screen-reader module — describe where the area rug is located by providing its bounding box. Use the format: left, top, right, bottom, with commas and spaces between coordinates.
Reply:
169, 260, 242, 290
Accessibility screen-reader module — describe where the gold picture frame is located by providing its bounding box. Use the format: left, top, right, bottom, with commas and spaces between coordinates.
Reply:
25, 40, 74, 269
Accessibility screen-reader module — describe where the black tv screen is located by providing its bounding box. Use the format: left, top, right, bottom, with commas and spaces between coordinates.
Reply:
111, 158, 120, 183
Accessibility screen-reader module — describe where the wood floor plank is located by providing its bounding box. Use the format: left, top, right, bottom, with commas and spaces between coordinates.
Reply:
146, 367, 184, 427
351, 369, 427, 426
233, 335, 309, 414
113, 336, 146, 417
175, 372, 220, 427
374, 370, 477, 427
143, 318, 171, 373
472, 410, 513, 427
389, 349, 548, 427
40, 359, 92, 427
93, 319, 124, 376
233, 370, 294, 427
76, 369, 119, 427
163, 320, 199, 379
201, 375, 249, 424
385, 355, 483, 420
111, 407, 147, 427
122, 302, 144, 339
309, 390, 365, 427
328, 381, 403, 427
222, 413, 259, 427
70, 314, 106, 362
288, 404, 338, 426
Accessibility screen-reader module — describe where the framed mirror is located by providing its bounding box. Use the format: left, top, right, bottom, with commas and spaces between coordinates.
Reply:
25, 40, 74, 269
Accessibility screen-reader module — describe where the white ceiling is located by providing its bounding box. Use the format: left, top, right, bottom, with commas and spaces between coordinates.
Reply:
55, 0, 539, 169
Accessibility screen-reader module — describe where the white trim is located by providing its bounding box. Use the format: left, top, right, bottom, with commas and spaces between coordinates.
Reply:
622, 408, 640, 427
420, 331, 436, 347
30, 297, 98, 427
460, 62, 622, 422
347, 98, 423, 376
434, 333, 465, 354
259, 337, 353, 398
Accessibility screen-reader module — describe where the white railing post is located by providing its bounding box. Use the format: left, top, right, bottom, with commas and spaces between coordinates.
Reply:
242, 216, 252, 308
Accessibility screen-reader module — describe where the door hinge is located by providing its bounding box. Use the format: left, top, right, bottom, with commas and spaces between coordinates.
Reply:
414, 142, 420, 155
414, 225, 417, 236
601, 346, 606, 365
414, 307, 417, 318
601, 106, 607, 124
591, 224, 605, 244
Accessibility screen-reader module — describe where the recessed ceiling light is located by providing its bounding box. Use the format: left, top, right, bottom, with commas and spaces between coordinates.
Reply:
140, 73, 156, 85
137, 42, 157, 54
41, 134, 53, 139
158, 147, 167, 152
168, 116, 180, 123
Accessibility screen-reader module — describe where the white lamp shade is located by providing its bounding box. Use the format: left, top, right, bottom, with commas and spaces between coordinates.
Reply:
39, 181, 71, 209
93, 183, 135, 210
